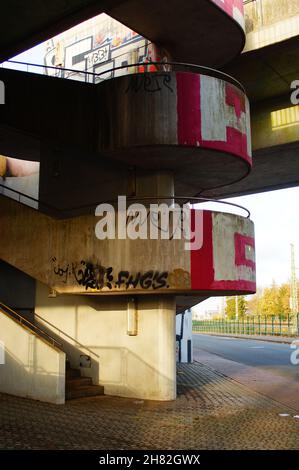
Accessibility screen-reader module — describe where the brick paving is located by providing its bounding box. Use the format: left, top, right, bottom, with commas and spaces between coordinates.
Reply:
0, 361, 298, 450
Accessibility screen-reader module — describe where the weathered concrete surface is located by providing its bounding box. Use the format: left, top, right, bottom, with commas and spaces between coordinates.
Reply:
35, 283, 177, 401
0, 69, 251, 197
108, 0, 245, 67
244, 0, 299, 52
0, 1, 245, 67
0, 196, 256, 296
0, 307, 66, 404
0, 0, 125, 62
206, 93, 299, 198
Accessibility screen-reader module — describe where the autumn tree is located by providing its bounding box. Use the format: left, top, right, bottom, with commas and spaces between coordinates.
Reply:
225, 296, 247, 319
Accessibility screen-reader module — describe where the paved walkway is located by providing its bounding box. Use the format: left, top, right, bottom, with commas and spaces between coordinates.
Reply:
0, 362, 298, 450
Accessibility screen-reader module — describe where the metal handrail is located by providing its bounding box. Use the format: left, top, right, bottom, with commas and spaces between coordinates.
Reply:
4, 59, 245, 92
0, 182, 251, 218
0, 301, 63, 350
34, 312, 100, 359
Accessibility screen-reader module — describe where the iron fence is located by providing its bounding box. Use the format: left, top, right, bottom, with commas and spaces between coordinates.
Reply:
193, 314, 299, 337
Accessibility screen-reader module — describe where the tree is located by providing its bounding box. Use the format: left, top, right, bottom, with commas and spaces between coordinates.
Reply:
247, 282, 292, 317
237, 296, 247, 319
225, 296, 247, 319
225, 297, 236, 319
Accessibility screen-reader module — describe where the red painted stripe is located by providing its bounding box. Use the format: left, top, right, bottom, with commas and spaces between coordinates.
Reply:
202, 131, 251, 165
190, 210, 214, 290
176, 72, 201, 146
190, 210, 256, 293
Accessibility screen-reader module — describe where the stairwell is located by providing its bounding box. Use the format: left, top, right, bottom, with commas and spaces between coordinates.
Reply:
0, 302, 104, 401
65, 361, 104, 400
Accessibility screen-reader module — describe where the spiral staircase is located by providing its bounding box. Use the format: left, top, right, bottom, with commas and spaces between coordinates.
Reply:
0, 1, 256, 402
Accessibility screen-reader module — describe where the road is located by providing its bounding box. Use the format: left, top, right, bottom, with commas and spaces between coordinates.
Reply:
193, 334, 299, 410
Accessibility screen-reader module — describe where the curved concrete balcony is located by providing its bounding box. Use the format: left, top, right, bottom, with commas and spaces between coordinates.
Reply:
0, 1, 245, 67
109, 0, 246, 67
98, 68, 252, 195
0, 196, 256, 299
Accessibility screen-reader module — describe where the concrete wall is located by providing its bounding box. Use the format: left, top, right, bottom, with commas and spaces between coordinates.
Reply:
245, 0, 299, 51
251, 95, 299, 150
0, 260, 36, 321
35, 282, 176, 400
0, 309, 65, 404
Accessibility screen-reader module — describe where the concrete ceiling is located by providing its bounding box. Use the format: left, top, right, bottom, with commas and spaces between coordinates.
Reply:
0, 0, 123, 62
0, 1, 244, 67
224, 35, 299, 103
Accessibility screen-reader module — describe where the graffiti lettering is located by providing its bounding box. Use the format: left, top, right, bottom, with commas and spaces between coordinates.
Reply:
52, 258, 169, 291
72, 261, 113, 291
125, 73, 173, 94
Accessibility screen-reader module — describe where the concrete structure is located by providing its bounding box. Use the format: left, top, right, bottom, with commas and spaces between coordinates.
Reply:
0, 0, 297, 403
0, 304, 65, 404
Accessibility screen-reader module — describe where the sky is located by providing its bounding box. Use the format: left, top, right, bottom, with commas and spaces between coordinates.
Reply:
1, 39, 299, 315
194, 187, 299, 314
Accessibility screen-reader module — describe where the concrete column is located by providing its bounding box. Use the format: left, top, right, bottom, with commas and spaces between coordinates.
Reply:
131, 295, 177, 400
35, 283, 177, 401
134, 170, 174, 205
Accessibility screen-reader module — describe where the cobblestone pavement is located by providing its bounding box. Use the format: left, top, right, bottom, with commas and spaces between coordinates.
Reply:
0, 362, 298, 450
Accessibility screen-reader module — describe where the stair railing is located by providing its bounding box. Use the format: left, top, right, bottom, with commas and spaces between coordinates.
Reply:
0, 301, 63, 350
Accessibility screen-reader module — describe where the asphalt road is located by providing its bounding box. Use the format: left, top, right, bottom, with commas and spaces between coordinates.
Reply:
193, 334, 299, 409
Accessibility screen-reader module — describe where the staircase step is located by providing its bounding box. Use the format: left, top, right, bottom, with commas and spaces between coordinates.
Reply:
66, 384, 104, 400
66, 377, 92, 389
66, 368, 81, 378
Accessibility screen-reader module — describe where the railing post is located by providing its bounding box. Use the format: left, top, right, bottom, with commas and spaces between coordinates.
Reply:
291, 313, 299, 336
258, 315, 261, 335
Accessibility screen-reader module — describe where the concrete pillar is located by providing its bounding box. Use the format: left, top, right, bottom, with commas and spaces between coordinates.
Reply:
134, 170, 174, 205
132, 295, 177, 400
35, 283, 177, 401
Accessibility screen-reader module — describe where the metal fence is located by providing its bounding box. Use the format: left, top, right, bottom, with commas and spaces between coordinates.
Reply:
193, 314, 299, 337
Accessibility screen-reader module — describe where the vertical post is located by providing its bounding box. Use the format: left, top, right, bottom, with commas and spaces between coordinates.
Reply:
258, 315, 261, 335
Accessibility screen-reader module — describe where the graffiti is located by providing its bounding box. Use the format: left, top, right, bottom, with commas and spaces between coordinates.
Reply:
51, 258, 169, 291
115, 270, 168, 290
73, 261, 113, 290
52, 257, 71, 284
85, 44, 110, 69
168, 269, 191, 289
125, 73, 173, 94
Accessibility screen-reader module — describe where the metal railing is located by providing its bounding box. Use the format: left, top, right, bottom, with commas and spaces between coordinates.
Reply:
193, 314, 299, 337
0, 302, 63, 349
2, 59, 246, 92
34, 313, 99, 359
0, 182, 251, 218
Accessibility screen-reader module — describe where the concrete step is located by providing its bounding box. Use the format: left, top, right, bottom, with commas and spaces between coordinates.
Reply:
66, 384, 104, 400
66, 377, 93, 389
66, 368, 81, 378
